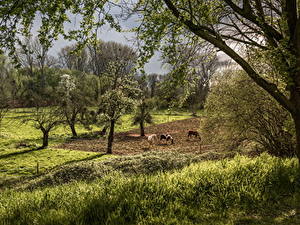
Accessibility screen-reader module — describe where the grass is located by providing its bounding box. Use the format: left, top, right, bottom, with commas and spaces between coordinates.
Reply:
10, 151, 225, 190
0, 108, 193, 179
0, 154, 299, 225
0, 109, 299, 224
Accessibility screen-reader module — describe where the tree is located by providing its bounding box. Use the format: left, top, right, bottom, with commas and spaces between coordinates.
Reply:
163, 43, 220, 112
0, 94, 9, 132
133, 75, 155, 136
87, 41, 137, 76
131, 0, 300, 163
98, 61, 139, 154
87, 41, 138, 101
202, 69, 295, 157
58, 72, 95, 137
132, 98, 154, 136
17, 37, 57, 79
147, 74, 161, 98
25, 105, 64, 148
58, 45, 89, 73
2, 1, 300, 162
0, 55, 14, 129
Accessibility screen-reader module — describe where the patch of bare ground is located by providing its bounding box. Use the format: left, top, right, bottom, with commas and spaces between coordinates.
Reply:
57, 118, 218, 155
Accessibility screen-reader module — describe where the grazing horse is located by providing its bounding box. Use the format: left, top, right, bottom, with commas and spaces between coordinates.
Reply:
147, 134, 158, 145
160, 134, 174, 144
188, 130, 201, 140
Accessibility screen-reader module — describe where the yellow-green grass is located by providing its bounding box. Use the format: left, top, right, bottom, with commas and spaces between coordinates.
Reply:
0, 154, 299, 225
0, 108, 193, 179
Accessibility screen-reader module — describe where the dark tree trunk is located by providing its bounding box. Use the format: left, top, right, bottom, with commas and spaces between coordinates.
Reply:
292, 114, 300, 164
42, 131, 49, 148
140, 121, 145, 136
69, 122, 77, 137
107, 120, 115, 154
290, 67, 300, 164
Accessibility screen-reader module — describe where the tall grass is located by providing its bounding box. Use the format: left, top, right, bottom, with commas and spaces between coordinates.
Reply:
15, 151, 225, 190
0, 154, 299, 225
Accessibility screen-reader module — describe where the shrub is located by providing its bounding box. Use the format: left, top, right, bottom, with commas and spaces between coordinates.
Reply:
202, 70, 296, 157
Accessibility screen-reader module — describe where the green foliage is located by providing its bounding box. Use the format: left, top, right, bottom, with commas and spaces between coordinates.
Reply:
57, 72, 96, 136
132, 98, 154, 135
202, 69, 295, 156
18, 67, 62, 107
0, 154, 299, 225
97, 61, 140, 152
0, 0, 119, 59
0, 55, 14, 128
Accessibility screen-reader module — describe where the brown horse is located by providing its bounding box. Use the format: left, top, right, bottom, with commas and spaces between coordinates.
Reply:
188, 130, 201, 139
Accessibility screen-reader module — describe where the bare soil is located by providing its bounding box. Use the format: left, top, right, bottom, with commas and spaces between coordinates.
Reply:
58, 118, 217, 155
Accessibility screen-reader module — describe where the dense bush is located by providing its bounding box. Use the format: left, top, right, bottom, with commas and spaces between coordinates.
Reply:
0, 154, 299, 225
202, 70, 296, 157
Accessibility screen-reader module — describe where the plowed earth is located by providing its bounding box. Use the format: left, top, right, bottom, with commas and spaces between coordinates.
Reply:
58, 118, 217, 155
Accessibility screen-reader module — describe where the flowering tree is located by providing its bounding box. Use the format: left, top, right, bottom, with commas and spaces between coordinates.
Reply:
98, 62, 139, 154
58, 73, 95, 137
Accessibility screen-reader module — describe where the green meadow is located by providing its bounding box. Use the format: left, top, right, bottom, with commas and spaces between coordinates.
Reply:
0, 154, 299, 225
0, 109, 192, 179
0, 109, 299, 225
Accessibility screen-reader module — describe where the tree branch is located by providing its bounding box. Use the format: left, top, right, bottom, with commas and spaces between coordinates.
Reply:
223, 0, 282, 46
162, 0, 295, 114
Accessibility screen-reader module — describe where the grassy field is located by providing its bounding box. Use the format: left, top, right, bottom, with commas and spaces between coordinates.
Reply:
0, 108, 193, 179
1, 108, 299, 225
0, 154, 299, 224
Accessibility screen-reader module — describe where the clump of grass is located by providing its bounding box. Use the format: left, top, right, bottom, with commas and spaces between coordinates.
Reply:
0, 154, 299, 225
20, 151, 226, 190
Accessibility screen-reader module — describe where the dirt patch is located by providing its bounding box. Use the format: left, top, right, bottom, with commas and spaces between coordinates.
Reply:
57, 118, 217, 155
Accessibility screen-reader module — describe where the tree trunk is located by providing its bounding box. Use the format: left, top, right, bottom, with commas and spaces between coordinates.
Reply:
290, 67, 300, 164
69, 122, 77, 137
292, 114, 300, 164
293, 110, 300, 219
140, 121, 145, 136
42, 131, 49, 148
107, 120, 115, 154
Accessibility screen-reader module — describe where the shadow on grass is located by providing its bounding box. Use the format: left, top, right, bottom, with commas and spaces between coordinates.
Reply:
0, 147, 42, 160
64, 131, 101, 142
231, 205, 300, 225
60, 153, 108, 166
0, 152, 108, 190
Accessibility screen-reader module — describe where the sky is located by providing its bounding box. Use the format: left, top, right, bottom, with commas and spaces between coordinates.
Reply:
34, 9, 170, 75
32, 6, 229, 75
47, 26, 168, 75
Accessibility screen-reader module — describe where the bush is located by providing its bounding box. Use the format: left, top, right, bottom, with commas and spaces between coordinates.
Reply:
201, 70, 296, 157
